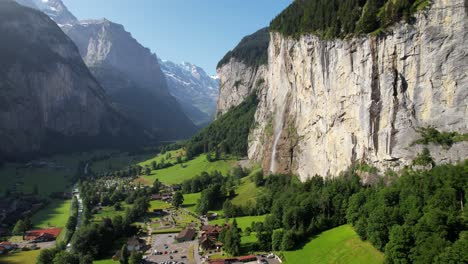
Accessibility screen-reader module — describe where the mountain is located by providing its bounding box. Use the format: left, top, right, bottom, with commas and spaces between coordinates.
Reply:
61, 19, 197, 139
217, 0, 468, 180
15, 0, 77, 25
159, 59, 219, 126
0, 1, 144, 159
15, 0, 198, 140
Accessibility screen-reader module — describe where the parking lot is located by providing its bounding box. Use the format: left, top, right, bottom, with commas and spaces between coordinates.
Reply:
145, 233, 199, 264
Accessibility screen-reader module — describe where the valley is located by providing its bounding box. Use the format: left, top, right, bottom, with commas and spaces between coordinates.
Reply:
0, 0, 466, 263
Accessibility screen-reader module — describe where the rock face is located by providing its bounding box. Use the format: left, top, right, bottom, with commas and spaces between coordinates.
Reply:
159, 60, 219, 125
216, 28, 269, 117
219, 0, 468, 180
15, 0, 78, 25
0, 1, 140, 159
62, 19, 197, 139
217, 60, 267, 117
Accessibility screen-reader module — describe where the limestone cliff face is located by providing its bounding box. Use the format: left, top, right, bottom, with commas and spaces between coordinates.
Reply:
0, 1, 139, 158
220, 0, 468, 180
217, 59, 267, 116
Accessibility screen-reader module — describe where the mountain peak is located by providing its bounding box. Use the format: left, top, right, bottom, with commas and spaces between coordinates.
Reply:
15, 0, 78, 25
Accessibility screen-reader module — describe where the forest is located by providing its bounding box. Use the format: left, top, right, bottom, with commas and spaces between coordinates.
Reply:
270, 0, 430, 38
185, 94, 258, 159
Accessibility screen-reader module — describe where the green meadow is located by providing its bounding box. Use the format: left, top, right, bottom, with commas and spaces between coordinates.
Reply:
282, 225, 384, 264
140, 153, 236, 185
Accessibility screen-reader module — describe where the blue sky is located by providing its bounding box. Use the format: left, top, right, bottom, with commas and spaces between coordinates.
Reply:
62, 0, 292, 75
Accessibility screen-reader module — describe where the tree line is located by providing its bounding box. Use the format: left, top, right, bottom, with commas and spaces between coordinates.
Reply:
270, 0, 430, 39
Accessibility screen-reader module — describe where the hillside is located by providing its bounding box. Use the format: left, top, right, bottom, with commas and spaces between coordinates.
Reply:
0, 1, 143, 159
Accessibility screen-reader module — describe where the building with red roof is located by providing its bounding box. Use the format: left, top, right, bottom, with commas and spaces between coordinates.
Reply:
25, 228, 62, 242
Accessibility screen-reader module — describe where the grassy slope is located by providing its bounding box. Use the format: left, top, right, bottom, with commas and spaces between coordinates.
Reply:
91, 151, 153, 174
0, 249, 40, 264
92, 203, 132, 222
31, 199, 71, 229
149, 200, 171, 211
140, 154, 236, 185
231, 168, 264, 206
283, 225, 384, 264
182, 192, 201, 213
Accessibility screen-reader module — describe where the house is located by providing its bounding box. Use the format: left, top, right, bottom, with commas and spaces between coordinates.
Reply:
0, 242, 17, 251
176, 227, 196, 242
25, 228, 62, 241
199, 234, 223, 251
151, 194, 162, 200
237, 255, 258, 262
127, 237, 146, 251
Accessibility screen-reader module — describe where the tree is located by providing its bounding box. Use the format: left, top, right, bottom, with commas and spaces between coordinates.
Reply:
254, 171, 264, 187
33, 184, 39, 195
385, 225, 413, 263
281, 230, 295, 251
272, 229, 284, 251
172, 191, 184, 207
144, 167, 151, 176
12, 219, 27, 236
37, 248, 59, 264
223, 200, 236, 218
152, 179, 162, 194
53, 251, 79, 264
151, 161, 157, 170
357, 0, 380, 33
129, 251, 143, 264
120, 244, 129, 264
221, 219, 241, 256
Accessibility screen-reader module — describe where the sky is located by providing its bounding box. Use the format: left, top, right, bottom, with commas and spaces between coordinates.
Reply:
62, 0, 292, 75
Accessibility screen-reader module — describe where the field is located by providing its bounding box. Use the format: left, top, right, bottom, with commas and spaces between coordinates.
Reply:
31, 199, 71, 229
93, 259, 117, 264
282, 225, 384, 264
182, 192, 201, 213
93, 203, 131, 222
140, 154, 236, 185
231, 168, 264, 206
138, 149, 184, 167
149, 200, 171, 211
0, 151, 116, 197
0, 249, 41, 264
210, 215, 267, 231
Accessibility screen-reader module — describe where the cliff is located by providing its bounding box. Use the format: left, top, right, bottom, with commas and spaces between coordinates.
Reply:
0, 1, 142, 159
218, 0, 468, 180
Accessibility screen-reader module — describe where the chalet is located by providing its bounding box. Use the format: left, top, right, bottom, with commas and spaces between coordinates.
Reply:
151, 194, 162, 200
127, 237, 146, 251
25, 228, 62, 242
0, 242, 17, 251
199, 234, 223, 251
176, 227, 196, 242
237, 255, 257, 262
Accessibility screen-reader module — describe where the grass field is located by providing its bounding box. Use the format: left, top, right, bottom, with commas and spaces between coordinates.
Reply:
93, 203, 131, 222
182, 192, 201, 213
93, 259, 117, 264
140, 154, 236, 185
0, 151, 117, 197
0, 249, 40, 264
231, 168, 265, 206
31, 199, 71, 229
138, 149, 185, 168
210, 215, 267, 232
149, 200, 171, 211
282, 225, 384, 264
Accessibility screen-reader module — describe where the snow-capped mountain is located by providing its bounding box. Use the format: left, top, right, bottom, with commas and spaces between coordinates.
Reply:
159, 60, 219, 125
15, 0, 77, 25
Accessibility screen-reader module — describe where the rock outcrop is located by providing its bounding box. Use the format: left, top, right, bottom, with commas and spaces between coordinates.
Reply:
219, 0, 468, 180
0, 1, 141, 159
216, 28, 269, 117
